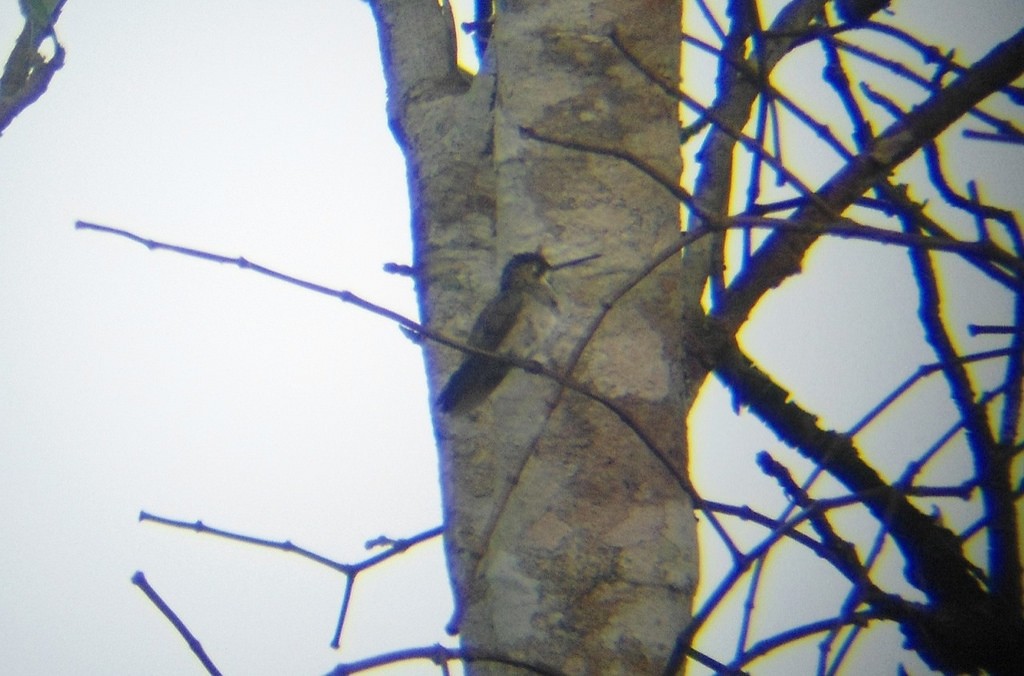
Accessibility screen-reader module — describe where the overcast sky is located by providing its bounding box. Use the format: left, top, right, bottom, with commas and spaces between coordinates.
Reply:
1, 1, 1021, 675
2, 2, 451, 673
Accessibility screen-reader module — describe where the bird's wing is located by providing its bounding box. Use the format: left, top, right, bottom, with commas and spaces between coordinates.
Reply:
467, 291, 524, 351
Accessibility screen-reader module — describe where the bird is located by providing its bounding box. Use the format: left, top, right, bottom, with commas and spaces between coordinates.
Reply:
436, 251, 598, 415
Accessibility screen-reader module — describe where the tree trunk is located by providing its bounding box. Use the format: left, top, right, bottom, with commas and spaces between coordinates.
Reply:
369, 1, 697, 672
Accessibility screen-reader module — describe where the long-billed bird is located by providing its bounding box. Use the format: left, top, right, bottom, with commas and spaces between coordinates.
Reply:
436, 251, 598, 414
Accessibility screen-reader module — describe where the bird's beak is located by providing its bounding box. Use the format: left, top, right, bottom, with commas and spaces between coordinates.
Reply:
550, 252, 601, 271
535, 252, 599, 309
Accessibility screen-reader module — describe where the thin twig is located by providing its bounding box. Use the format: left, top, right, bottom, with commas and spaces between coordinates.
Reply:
131, 571, 223, 676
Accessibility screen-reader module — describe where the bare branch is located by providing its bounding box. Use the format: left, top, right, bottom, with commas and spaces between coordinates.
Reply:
720, 27, 1024, 330
131, 571, 223, 676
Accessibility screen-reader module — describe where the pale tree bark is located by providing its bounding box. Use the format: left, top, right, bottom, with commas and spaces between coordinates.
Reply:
368, 1, 697, 673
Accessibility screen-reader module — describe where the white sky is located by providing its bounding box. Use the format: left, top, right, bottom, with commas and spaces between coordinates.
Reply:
1, 1, 1020, 675
2, 2, 449, 674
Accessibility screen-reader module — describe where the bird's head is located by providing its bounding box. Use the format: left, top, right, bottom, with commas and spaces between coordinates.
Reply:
500, 252, 552, 292
498, 250, 601, 309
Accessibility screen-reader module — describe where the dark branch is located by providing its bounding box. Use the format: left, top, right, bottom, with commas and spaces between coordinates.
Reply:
131, 571, 223, 676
